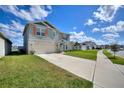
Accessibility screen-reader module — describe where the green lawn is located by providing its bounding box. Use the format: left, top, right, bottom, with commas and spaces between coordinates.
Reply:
103, 49, 124, 65
64, 50, 97, 61
0, 55, 92, 88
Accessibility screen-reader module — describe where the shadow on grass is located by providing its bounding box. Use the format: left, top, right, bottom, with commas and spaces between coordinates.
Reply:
108, 56, 116, 59
8, 51, 26, 56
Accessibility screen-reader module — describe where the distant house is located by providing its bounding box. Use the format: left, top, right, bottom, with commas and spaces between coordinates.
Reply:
73, 42, 81, 50
23, 21, 72, 54
12, 46, 24, 53
81, 41, 97, 50
97, 45, 105, 49
12, 46, 18, 52
0, 32, 12, 56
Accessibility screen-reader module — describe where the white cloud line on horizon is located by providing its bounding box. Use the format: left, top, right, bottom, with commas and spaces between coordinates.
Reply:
0, 5, 52, 21
93, 5, 123, 22
70, 31, 107, 45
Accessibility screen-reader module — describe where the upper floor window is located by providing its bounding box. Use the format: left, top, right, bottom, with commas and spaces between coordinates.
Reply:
37, 28, 41, 36
48, 28, 56, 39
41, 29, 46, 36
36, 27, 46, 37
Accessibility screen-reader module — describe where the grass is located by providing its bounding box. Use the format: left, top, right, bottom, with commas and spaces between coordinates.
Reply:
64, 50, 97, 61
0, 55, 92, 88
103, 49, 124, 65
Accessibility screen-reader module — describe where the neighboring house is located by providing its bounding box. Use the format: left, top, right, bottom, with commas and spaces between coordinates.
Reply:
96, 45, 105, 49
12, 46, 18, 52
73, 42, 81, 50
0, 32, 12, 56
12, 46, 24, 52
23, 21, 71, 54
81, 41, 97, 50
18, 46, 24, 52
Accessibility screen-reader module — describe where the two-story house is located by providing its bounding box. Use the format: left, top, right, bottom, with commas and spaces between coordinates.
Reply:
23, 21, 71, 54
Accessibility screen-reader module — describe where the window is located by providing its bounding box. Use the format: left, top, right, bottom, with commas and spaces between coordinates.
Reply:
41, 28, 46, 36
29, 28, 32, 33
37, 31, 40, 35
53, 32, 55, 37
41, 33, 45, 36
36, 27, 46, 37
66, 45, 67, 50
37, 28, 41, 36
48, 28, 56, 39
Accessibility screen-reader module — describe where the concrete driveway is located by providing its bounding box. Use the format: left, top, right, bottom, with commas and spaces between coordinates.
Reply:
36, 53, 95, 82
36, 51, 124, 88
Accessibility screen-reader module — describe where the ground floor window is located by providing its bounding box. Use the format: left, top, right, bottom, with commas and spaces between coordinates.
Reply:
66, 45, 67, 50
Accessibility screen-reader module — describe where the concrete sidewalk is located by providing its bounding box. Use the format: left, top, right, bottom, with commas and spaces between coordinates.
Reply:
36, 53, 95, 82
94, 50, 124, 88
115, 64, 124, 75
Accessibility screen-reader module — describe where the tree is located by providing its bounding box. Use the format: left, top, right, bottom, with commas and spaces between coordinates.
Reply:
74, 42, 81, 50
111, 44, 119, 59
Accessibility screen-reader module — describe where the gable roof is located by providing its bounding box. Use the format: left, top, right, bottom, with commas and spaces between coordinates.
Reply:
0, 32, 12, 44
34, 21, 56, 29
23, 21, 70, 36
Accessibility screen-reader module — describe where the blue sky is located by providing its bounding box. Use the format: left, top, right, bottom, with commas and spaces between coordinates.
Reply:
0, 5, 124, 46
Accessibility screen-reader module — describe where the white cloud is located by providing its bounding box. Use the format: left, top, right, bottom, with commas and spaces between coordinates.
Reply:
92, 21, 124, 43
70, 31, 106, 45
0, 6, 33, 21
94, 40, 107, 45
85, 19, 96, 26
92, 21, 124, 33
102, 33, 120, 40
72, 26, 77, 30
11, 20, 24, 32
0, 21, 24, 46
92, 27, 100, 32
12, 37, 23, 46
30, 6, 50, 20
70, 31, 84, 42
101, 25, 117, 33
0, 23, 10, 30
118, 41, 124, 45
46, 5, 52, 10
116, 21, 124, 31
0, 5, 52, 21
93, 5, 122, 22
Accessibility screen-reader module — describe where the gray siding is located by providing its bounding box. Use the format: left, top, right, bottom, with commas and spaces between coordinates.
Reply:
23, 23, 70, 54
27, 25, 57, 54
24, 27, 29, 53
5, 40, 11, 55
0, 37, 11, 56
0, 37, 5, 56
